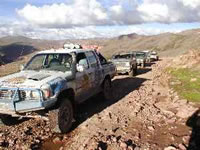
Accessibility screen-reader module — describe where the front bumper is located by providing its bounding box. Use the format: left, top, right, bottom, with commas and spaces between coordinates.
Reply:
0, 87, 47, 116
116, 66, 131, 74
150, 56, 158, 60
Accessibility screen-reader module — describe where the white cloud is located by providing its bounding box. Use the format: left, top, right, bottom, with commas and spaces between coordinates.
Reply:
137, 3, 169, 22
16, 0, 200, 28
178, 0, 200, 8
17, 0, 108, 28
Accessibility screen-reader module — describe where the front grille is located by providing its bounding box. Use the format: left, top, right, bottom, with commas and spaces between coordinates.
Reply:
115, 62, 126, 67
19, 90, 26, 101
0, 89, 40, 101
0, 89, 15, 100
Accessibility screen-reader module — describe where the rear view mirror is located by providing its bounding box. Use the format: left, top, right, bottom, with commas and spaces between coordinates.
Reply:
76, 64, 85, 72
20, 65, 24, 71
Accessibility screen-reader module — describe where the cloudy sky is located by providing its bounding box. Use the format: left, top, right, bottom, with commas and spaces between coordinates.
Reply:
0, 0, 200, 39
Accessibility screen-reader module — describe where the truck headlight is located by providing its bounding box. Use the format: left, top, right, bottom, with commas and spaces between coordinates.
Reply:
20, 90, 40, 100
125, 62, 130, 67
41, 84, 52, 100
30, 91, 41, 100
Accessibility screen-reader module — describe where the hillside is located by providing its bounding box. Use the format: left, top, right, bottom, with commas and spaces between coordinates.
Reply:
0, 36, 65, 64
100, 29, 200, 58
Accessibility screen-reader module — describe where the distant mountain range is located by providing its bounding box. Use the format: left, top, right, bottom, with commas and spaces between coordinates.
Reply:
0, 28, 200, 64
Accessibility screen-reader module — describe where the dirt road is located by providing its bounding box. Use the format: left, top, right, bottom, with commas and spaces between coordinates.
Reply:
0, 59, 199, 150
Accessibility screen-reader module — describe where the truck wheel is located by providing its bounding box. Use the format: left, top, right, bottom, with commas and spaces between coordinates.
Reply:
0, 115, 20, 126
128, 69, 136, 77
102, 78, 112, 100
129, 68, 137, 77
49, 99, 73, 133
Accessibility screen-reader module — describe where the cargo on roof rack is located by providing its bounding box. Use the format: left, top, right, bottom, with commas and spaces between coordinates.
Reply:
63, 43, 82, 49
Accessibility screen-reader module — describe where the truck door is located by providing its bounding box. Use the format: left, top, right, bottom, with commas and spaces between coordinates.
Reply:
85, 51, 103, 94
75, 52, 92, 103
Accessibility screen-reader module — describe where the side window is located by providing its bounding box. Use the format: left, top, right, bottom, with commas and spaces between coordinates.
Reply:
47, 54, 61, 66
86, 52, 98, 68
76, 52, 89, 69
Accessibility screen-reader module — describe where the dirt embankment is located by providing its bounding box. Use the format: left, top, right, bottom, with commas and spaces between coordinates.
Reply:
0, 59, 199, 150
172, 50, 200, 68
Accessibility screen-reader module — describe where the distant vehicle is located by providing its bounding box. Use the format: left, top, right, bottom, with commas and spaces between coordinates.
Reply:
111, 52, 137, 76
133, 51, 146, 68
0, 44, 116, 133
150, 51, 159, 61
142, 50, 151, 63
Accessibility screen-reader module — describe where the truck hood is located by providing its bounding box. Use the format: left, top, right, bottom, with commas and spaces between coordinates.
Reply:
136, 58, 145, 61
112, 59, 132, 63
0, 70, 69, 89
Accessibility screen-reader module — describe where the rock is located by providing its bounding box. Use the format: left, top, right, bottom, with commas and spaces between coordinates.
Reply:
128, 145, 134, 150
190, 78, 197, 82
182, 136, 190, 145
148, 126, 155, 131
134, 147, 141, 150
120, 141, 127, 149
170, 81, 181, 86
176, 106, 198, 118
178, 99, 188, 105
167, 118, 176, 124
112, 137, 117, 142
53, 137, 62, 144
59, 146, 64, 150
178, 143, 186, 150
164, 146, 177, 150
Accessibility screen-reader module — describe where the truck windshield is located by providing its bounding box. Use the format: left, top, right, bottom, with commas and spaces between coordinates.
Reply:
25, 53, 73, 72
136, 53, 145, 58
113, 54, 131, 59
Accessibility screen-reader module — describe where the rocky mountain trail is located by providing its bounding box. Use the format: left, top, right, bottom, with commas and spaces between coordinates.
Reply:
0, 58, 199, 150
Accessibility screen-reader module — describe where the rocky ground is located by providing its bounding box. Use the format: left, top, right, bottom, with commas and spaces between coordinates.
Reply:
0, 58, 199, 150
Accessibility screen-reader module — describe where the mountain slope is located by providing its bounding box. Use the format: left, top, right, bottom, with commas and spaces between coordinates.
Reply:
100, 29, 200, 58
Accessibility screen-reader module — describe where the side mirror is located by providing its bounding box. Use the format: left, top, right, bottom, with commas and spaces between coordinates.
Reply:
20, 65, 24, 71
76, 64, 85, 72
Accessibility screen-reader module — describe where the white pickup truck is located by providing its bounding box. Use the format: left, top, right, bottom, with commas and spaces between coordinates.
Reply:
0, 46, 116, 133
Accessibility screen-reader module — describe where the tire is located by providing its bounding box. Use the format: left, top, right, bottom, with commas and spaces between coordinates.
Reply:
129, 67, 137, 77
134, 67, 137, 75
102, 78, 112, 100
49, 99, 73, 133
0, 115, 20, 126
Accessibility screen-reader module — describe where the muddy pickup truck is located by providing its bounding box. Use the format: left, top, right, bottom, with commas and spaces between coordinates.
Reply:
0, 46, 116, 133
133, 51, 146, 68
111, 52, 137, 76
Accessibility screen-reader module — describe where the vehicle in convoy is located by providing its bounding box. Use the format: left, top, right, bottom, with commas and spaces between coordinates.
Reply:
142, 50, 151, 63
133, 51, 146, 68
150, 51, 159, 61
111, 52, 137, 76
0, 44, 116, 133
